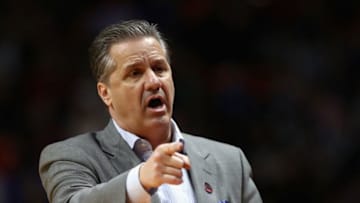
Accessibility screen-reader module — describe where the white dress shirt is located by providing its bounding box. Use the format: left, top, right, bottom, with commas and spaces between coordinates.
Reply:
113, 119, 196, 203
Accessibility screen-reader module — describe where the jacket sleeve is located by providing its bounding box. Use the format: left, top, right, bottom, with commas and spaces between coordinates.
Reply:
239, 149, 263, 203
39, 142, 129, 203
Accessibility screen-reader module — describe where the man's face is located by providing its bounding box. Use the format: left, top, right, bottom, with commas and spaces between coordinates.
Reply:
98, 37, 174, 137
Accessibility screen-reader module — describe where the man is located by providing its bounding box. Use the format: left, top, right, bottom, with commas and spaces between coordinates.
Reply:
39, 20, 262, 203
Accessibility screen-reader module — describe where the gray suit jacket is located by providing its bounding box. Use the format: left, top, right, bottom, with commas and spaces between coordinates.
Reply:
39, 121, 262, 203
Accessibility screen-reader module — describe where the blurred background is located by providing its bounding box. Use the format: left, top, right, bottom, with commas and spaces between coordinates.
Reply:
1, 0, 360, 202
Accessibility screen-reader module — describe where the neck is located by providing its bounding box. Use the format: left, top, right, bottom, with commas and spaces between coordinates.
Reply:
145, 126, 172, 149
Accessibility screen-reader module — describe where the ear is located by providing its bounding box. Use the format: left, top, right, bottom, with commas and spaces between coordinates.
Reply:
97, 82, 112, 106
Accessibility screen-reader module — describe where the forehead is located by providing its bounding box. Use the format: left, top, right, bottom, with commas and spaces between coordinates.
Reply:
109, 37, 167, 65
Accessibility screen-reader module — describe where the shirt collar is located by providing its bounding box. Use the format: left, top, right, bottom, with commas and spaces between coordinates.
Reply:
112, 119, 183, 149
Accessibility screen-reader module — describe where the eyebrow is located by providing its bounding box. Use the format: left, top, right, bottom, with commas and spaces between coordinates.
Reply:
123, 57, 167, 69
150, 58, 167, 66
122, 59, 144, 70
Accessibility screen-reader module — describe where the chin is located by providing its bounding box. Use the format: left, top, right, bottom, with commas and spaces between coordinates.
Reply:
154, 116, 171, 124
146, 115, 171, 128
140, 117, 171, 139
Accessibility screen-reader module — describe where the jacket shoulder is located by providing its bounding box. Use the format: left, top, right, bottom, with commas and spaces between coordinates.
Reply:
39, 132, 102, 169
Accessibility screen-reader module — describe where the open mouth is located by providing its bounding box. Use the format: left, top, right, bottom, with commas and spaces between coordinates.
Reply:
148, 98, 164, 109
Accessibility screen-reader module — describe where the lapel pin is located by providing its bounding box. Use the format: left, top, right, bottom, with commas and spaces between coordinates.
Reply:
204, 182, 213, 194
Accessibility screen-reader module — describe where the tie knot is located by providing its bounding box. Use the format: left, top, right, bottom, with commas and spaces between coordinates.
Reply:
133, 139, 153, 161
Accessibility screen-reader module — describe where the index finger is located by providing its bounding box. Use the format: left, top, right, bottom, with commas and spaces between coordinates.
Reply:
157, 142, 183, 155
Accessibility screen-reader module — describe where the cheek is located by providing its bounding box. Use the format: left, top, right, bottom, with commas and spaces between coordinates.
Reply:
113, 88, 139, 109
171, 83, 175, 98
166, 80, 175, 100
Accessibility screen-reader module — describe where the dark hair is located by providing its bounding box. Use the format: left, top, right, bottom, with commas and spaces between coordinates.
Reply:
89, 19, 169, 82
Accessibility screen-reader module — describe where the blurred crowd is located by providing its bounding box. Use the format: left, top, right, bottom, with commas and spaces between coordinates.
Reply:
1, 0, 360, 202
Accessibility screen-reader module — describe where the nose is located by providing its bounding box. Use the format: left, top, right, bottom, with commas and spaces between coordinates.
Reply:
144, 69, 161, 91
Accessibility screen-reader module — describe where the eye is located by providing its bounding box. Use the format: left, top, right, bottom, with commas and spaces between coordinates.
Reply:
152, 66, 166, 74
129, 69, 142, 77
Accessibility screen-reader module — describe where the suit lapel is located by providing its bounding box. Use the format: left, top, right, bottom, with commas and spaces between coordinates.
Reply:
97, 121, 162, 202
95, 121, 141, 173
183, 135, 218, 203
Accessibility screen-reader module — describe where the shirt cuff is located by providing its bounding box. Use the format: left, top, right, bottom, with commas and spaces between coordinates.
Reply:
126, 164, 152, 203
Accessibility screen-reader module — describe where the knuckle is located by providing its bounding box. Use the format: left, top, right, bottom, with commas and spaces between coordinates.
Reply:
154, 172, 162, 180
153, 162, 161, 171
152, 151, 162, 161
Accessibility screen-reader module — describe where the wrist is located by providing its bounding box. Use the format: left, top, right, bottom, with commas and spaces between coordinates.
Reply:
138, 163, 157, 195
